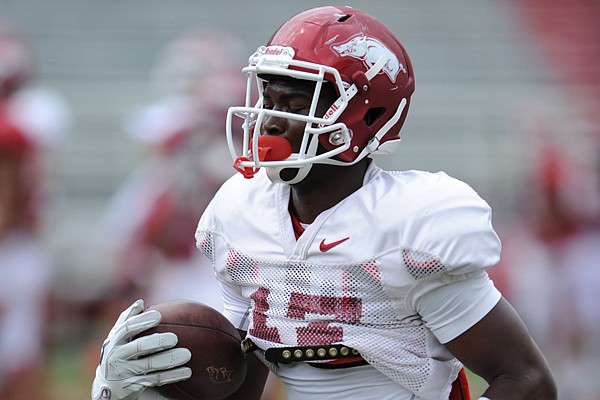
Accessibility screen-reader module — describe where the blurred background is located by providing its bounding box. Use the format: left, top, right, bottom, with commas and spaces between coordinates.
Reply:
0, 0, 598, 399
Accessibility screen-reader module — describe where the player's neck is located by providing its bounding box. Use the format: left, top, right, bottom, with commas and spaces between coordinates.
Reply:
289, 159, 369, 224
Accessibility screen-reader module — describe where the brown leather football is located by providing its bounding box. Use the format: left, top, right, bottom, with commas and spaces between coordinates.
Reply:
143, 300, 247, 400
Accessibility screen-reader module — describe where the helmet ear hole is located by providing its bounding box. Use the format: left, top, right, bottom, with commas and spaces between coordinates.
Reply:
363, 107, 386, 126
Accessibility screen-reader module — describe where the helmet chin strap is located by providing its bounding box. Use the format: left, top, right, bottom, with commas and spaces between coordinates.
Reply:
266, 164, 313, 184
266, 130, 320, 184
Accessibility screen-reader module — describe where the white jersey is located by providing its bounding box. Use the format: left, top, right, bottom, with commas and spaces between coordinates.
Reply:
195, 162, 501, 400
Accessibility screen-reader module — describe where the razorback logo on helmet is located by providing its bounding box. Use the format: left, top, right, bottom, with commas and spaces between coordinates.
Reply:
331, 35, 405, 83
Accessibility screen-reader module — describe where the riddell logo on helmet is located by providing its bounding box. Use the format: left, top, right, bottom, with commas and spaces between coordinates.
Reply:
323, 102, 340, 120
316, 102, 340, 129
263, 46, 294, 57
332, 35, 405, 83
265, 47, 285, 56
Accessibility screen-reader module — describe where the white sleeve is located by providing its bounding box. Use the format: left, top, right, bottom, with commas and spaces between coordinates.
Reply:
220, 280, 252, 331
196, 195, 252, 332
404, 173, 502, 276
195, 178, 255, 331
411, 271, 501, 344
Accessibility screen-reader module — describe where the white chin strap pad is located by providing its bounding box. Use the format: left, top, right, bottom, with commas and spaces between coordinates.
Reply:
266, 164, 313, 184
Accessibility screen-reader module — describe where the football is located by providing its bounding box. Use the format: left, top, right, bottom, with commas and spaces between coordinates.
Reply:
142, 300, 247, 400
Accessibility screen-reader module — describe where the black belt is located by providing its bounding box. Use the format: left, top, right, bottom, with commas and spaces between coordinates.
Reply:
242, 338, 367, 368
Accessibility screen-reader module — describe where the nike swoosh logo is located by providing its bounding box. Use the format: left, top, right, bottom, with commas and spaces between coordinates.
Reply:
319, 237, 350, 252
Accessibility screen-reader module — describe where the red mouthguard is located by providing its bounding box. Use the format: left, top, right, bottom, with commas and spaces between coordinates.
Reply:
233, 136, 292, 179
254, 135, 292, 161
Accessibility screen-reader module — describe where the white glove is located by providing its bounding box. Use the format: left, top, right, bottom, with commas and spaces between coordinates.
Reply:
92, 299, 192, 400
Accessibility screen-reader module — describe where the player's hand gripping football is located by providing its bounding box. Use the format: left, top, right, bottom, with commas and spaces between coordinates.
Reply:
92, 299, 192, 400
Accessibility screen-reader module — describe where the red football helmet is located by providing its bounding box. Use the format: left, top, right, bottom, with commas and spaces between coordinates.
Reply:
227, 6, 415, 183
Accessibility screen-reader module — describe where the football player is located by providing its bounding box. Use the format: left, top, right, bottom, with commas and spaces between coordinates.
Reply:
0, 116, 53, 400
92, 6, 557, 400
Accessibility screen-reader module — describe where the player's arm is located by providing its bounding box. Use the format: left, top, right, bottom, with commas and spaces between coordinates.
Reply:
410, 179, 556, 398
412, 270, 556, 399
444, 296, 557, 399
216, 281, 270, 399
222, 329, 270, 400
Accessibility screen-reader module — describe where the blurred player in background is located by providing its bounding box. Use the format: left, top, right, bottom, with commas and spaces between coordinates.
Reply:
99, 28, 245, 309
92, 6, 556, 400
492, 131, 600, 400
0, 24, 71, 210
0, 24, 70, 400
0, 110, 52, 400
91, 28, 285, 399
